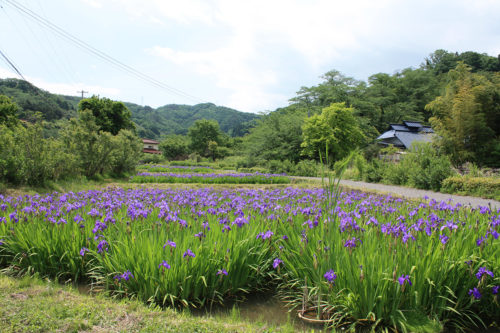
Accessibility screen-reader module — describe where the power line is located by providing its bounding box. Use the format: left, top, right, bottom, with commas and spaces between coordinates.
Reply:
0, 48, 26, 80
2, 0, 205, 103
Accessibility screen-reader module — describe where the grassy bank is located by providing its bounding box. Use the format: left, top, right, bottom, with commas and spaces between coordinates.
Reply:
0, 273, 295, 333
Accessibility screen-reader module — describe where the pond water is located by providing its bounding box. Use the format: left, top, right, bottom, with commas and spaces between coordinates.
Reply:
191, 293, 330, 332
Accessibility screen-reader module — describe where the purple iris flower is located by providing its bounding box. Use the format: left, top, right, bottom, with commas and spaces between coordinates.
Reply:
0, 239, 4, 246
158, 260, 170, 270
233, 216, 249, 227
122, 270, 134, 281
475, 267, 494, 280
217, 269, 228, 276
492, 286, 499, 295
439, 234, 449, 245
183, 248, 195, 258
476, 236, 487, 247
163, 240, 176, 249
343, 237, 361, 248
114, 270, 134, 281
273, 258, 283, 269
468, 287, 482, 299
97, 239, 109, 253
79, 247, 89, 256
324, 269, 337, 284
398, 275, 412, 286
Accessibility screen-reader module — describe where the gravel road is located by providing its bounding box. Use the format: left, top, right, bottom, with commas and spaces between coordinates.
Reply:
296, 177, 500, 210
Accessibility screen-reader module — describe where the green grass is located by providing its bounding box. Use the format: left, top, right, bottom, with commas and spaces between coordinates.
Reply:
0, 273, 298, 333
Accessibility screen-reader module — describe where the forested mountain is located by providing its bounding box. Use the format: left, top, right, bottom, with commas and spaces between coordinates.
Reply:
125, 102, 260, 139
0, 78, 77, 121
0, 78, 259, 139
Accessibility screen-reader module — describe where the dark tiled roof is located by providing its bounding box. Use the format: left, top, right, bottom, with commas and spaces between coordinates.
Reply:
390, 124, 409, 131
377, 121, 435, 149
394, 131, 434, 149
403, 121, 423, 129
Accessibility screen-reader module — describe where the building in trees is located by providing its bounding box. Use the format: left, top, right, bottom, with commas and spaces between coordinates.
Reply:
376, 121, 435, 150
142, 138, 162, 154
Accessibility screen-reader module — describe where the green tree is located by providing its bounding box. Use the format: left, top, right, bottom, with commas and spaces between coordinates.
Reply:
243, 106, 306, 164
301, 102, 365, 163
110, 129, 142, 175
159, 134, 189, 160
78, 96, 134, 135
188, 119, 222, 157
426, 63, 500, 166
0, 122, 76, 185
0, 95, 19, 127
62, 110, 116, 177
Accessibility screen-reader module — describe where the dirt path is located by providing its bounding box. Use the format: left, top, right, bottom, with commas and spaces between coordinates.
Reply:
295, 177, 500, 210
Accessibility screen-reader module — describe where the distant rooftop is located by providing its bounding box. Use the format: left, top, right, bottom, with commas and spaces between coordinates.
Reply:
377, 121, 434, 149
142, 138, 160, 144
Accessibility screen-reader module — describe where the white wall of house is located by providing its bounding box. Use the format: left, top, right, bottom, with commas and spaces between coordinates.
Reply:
143, 143, 159, 150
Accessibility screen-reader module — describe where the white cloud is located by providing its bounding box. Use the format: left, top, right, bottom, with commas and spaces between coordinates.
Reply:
110, 0, 215, 24
82, 0, 103, 8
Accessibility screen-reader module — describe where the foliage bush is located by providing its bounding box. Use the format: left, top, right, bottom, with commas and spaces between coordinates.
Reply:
0, 123, 77, 186
267, 159, 294, 175
237, 167, 268, 174
382, 160, 409, 185
0, 108, 141, 186
441, 176, 500, 200
356, 143, 453, 191
363, 159, 384, 182
291, 160, 319, 177
139, 154, 163, 164
401, 143, 453, 191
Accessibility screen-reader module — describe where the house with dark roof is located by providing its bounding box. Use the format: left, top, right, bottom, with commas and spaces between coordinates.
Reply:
142, 138, 162, 155
376, 121, 435, 149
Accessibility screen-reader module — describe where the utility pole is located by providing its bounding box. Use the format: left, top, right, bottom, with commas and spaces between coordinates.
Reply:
77, 90, 88, 98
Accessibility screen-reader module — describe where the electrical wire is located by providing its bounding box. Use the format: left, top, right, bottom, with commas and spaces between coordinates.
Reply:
2, 0, 205, 103
0, 48, 26, 80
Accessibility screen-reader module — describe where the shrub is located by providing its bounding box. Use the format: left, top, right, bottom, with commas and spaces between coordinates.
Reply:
402, 143, 453, 191
382, 161, 408, 185
140, 154, 163, 164
441, 176, 500, 200
0, 123, 77, 186
363, 159, 384, 183
292, 160, 319, 177
267, 160, 294, 175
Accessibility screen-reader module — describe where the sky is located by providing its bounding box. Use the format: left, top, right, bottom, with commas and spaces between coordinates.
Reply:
0, 0, 499, 114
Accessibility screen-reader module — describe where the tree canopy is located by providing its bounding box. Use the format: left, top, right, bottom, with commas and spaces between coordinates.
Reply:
188, 119, 223, 157
78, 96, 135, 135
426, 63, 500, 166
301, 102, 365, 163
0, 95, 19, 127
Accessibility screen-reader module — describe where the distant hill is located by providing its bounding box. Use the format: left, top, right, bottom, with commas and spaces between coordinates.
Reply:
0, 78, 260, 139
127, 103, 260, 139
0, 78, 77, 121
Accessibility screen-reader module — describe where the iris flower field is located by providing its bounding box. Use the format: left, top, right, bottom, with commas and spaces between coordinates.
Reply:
0, 186, 498, 331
